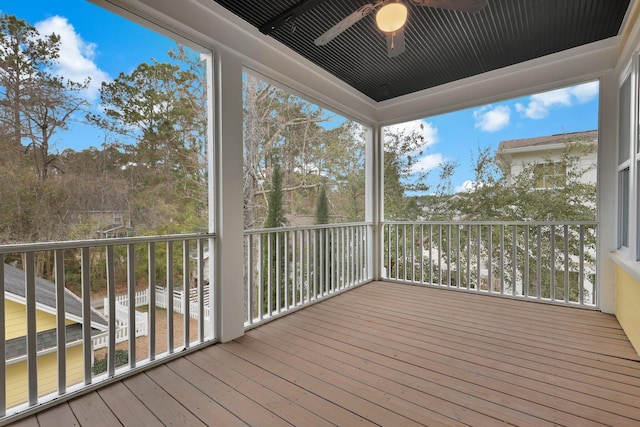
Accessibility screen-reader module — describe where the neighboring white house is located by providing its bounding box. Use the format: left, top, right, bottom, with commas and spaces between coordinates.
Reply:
495, 130, 597, 188
490, 130, 598, 301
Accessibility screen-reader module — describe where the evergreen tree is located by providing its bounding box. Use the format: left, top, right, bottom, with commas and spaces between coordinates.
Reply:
264, 163, 287, 229
314, 185, 330, 297
262, 163, 287, 314
315, 185, 329, 225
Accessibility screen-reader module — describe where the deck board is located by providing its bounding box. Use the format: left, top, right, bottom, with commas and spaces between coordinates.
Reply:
8, 281, 640, 427
96, 382, 163, 426
67, 392, 121, 426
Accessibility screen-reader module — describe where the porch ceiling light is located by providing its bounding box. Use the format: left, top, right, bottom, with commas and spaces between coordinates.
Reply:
375, 2, 408, 33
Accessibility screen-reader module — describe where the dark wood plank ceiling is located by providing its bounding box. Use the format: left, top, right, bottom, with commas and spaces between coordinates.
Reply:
212, 0, 630, 102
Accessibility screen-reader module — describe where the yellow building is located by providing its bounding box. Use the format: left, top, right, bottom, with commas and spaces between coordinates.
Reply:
4, 264, 107, 409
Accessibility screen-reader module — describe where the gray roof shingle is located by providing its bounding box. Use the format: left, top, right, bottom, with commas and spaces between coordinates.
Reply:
498, 130, 597, 152
3, 263, 108, 328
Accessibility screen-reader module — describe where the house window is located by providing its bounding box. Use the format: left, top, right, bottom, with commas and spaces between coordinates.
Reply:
617, 72, 633, 252
620, 167, 630, 248
534, 162, 566, 189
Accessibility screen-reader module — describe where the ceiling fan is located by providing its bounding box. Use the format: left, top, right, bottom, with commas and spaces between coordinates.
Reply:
314, 0, 488, 57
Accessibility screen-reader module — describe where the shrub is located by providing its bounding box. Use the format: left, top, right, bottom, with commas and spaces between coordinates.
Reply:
92, 349, 129, 374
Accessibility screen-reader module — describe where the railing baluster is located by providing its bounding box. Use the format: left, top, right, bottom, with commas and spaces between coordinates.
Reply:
477, 224, 481, 292
536, 226, 542, 299
499, 225, 504, 293
106, 245, 117, 376
456, 225, 461, 288
0, 258, 5, 416
411, 224, 416, 283
197, 238, 205, 342
81, 248, 92, 383
247, 235, 253, 325
320, 229, 325, 296
183, 240, 191, 347
498, 224, 504, 294
54, 249, 66, 396
579, 225, 585, 305
438, 225, 443, 286
429, 224, 433, 284
302, 230, 306, 306
274, 233, 282, 313
306, 229, 311, 301
325, 228, 330, 294
287, 230, 292, 309
393, 224, 400, 280
487, 225, 492, 293
466, 225, 471, 290
268, 233, 273, 315
386, 224, 391, 279
512, 225, 517, 297
564, 224, 570, 303
447, 224, 451, 287
167, 241, 174, 354
25, 252, 37, 405
524, 225, 529, 297
550, 225, 556, 301
127, 244, 137, 365
356, 226, 360, 283
147, 243, 156, 361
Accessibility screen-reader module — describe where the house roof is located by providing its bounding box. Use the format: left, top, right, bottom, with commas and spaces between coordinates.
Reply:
211, 0, 630, 102
5, 324, 85, 361
498, 129, 598, 152
3, 263, 108, 329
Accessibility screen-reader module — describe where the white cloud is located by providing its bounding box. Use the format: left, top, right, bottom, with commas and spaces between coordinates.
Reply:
454, 180, 476, 193
515, 81, 598, 119
473, 105, 511, 132
385, 119, 439, 148
570, 81, 599, 103
35, 16, 110, 102
411, 153, 445, 173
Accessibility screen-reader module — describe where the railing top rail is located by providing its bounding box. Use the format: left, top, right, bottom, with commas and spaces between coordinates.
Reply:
244, 222, 372, 235
0, 232, 216, 254
382, 220, 598, 226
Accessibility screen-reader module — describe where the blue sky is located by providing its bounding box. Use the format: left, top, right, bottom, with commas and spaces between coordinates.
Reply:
4, 1, 599, 194
385, 81, 599, 193
2, 0, 178, 150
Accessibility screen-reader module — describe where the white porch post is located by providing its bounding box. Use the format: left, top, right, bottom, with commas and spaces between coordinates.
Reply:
367, 124, 384, 280
212, 47, 245, 341
598, 70, 618, 314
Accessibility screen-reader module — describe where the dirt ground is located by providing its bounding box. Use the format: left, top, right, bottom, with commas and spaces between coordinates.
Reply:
94, 308, 200, 363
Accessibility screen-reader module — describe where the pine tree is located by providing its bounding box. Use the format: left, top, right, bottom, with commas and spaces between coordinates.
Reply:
315, 185, 329, 225
262, 163, 287, 314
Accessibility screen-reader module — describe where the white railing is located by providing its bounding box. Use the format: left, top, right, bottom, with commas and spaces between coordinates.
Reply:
244, 223, 373, 328
383, 221, 598, 308
0, 233, 215, 419
118, 286, 209, 320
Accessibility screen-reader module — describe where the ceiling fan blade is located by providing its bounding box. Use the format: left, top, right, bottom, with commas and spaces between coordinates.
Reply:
315, 2, 380, 46
386, 29, 406, 57
409, 0, 488, 13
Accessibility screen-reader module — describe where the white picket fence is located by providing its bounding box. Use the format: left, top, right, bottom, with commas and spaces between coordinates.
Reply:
133, 286, 211, 320
93, 297, 149, 350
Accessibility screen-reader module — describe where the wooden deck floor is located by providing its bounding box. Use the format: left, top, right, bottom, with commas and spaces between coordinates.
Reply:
10, 281, 640, 426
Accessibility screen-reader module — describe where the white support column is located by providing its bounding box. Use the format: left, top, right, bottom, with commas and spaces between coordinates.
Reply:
366, 124, 384, 280
212, 47, 245, 341
598, 70, 618, 314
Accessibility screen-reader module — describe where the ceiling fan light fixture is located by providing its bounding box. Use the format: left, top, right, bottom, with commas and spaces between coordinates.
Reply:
375, 2, 408, 33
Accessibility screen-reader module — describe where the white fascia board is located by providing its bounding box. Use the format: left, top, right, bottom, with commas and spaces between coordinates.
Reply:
4, 293, 108, 332
375, 37, 619, 126
499, 143, 568, 156
92, 0, 378, 126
